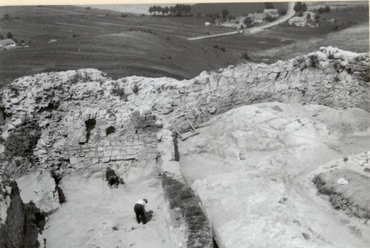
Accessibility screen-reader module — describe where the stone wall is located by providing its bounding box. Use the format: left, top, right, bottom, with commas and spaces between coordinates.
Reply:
0, 47, 368, 177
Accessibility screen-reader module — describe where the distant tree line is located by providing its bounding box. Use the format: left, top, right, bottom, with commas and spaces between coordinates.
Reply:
148, 4, 191, 16
0, 32, 13, 40
264, 2, 275, 9
294, 2, 308, 13
317, 6, 331, 14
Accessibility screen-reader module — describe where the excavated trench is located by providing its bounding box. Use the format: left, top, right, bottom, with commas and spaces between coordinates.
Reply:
159, 133, 219, 248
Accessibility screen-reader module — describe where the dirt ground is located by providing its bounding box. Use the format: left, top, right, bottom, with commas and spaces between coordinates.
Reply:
18, 173, 172, 248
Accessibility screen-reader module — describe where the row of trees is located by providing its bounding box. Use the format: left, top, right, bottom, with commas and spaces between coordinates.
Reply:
294, 2, 332, 14
264, 2, 275, 9
148, 4, 191, 16
0, 32, 13, 40
317, 6, 331, 14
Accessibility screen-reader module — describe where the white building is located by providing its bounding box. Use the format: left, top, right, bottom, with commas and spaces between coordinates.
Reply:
263, 9, 279, 18
0, 39, 16, 50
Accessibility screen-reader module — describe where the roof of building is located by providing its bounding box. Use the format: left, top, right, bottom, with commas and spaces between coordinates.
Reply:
253, 13, 266, 19
0, 39, 16, 46
263, 9, 278, 13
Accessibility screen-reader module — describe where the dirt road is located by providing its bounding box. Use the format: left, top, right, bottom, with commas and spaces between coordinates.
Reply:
188, 2, 296, 40
249, 2, 295, 34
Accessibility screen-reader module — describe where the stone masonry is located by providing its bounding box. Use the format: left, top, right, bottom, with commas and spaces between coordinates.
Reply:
0, 47, 368, 177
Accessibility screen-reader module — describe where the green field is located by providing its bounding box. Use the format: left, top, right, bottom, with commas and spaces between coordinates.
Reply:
0, 3, 368, 86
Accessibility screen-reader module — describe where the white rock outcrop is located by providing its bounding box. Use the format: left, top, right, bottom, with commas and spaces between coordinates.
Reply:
179, 102, 370, 248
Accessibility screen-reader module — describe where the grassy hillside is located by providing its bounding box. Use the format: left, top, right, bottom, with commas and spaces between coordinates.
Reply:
0, 5, 237, 84
0, 4, 368, 86
191, 2, 288, 16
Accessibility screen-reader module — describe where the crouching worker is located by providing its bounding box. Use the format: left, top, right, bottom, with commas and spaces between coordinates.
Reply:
105, 167, 124, 188
134, 198, 148, 224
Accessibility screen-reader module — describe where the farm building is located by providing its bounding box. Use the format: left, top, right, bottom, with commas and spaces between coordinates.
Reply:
263, 9, 279, 18
288, 16, 307, 27
248, 13, 266, 24
0, 39, 16, 50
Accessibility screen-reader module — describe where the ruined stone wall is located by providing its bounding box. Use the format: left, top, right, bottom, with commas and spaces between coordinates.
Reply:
0, 47, 368, 176
129, 47, 369, 131
66, 110, 159, 170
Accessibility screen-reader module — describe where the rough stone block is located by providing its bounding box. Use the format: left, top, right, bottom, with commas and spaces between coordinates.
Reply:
70, 157, 78, 165
103, 150, 112, 157
102, 157, 110, 163
112, 150, 120, 157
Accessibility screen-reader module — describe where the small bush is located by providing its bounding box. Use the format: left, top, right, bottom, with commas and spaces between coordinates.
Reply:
69, 71, 94, 84
4, 121, 41, 158
314, 14, 320, 22
265, 15, 277, 22
309, 54, 320, 68
111, 88, 125, 99
240, 52, 250, 60
294, 56, 307, 70
278, 8, 287, 16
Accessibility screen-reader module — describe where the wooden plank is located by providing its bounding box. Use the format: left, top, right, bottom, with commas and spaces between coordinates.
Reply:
181, 132, 200, 141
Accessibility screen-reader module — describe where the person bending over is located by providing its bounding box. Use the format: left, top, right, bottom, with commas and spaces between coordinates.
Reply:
134, 198, 148, 224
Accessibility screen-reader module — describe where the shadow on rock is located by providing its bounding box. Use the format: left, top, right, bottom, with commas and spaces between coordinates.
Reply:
145, 210, 153, 223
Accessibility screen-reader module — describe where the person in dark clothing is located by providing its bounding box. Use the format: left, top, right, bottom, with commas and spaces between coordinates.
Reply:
106, 167, 116, 181
105, 167, 120, 188
134, 198, 148, 224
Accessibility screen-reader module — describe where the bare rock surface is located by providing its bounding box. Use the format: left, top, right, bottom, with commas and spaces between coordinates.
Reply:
179, 102, 370, 248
